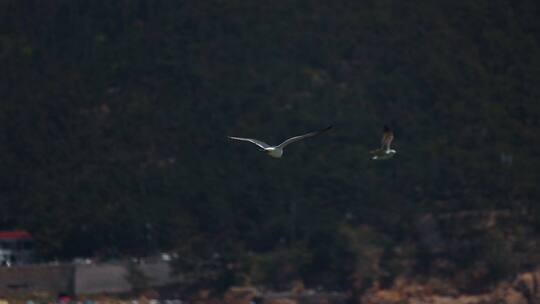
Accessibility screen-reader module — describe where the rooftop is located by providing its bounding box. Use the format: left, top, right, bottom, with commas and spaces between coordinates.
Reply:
0, 230, 32, 240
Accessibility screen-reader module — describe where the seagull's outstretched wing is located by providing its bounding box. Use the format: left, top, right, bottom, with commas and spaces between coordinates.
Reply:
228, 136, 271, 149
277, 126, 332, 148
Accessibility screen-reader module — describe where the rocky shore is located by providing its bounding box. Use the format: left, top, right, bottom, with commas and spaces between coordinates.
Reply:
360, 270, 539, 304
220, 269, 539, 304
2, 269, 538, 304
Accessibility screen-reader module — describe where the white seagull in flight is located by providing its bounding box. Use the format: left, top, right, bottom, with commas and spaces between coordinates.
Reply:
228, 126, 332, 158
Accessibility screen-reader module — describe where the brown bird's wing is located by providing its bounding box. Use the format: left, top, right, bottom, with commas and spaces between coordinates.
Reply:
381, 131, 394, 150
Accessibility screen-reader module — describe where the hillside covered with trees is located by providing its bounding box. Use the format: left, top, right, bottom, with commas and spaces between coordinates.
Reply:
1, 0, 539, 293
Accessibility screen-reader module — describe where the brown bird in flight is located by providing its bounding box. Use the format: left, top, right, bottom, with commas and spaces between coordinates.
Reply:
370, 125, 396, 160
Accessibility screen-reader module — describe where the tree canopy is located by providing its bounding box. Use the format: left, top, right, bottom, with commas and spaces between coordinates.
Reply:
1, 0, 539, 290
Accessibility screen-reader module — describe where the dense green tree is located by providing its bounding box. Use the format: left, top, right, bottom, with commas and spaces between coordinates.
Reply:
1, 0, 539, 289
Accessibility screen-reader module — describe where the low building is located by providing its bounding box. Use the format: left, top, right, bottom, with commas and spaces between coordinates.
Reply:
0, 230, 35, 266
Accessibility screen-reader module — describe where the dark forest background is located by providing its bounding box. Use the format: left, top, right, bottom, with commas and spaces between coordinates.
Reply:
1, 0, 540, 292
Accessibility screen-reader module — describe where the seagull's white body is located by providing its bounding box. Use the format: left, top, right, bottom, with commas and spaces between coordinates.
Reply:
265, 147, 284, 158
228, 126, 332, 158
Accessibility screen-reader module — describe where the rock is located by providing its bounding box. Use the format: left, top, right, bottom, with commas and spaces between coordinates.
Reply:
501, 288, 528, 304
360, 279, 495, 304
409, 296, 453, 304
361, 289, 405, 304
265, 299, 298, 304
199, 288, 212, 299
223, 286, 260, 304
297, 292, 348, 304
291, 279, 305, 295
514, 270, 540, 304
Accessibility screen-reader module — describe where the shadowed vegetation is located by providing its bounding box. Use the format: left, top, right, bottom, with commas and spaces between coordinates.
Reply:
1, 0, 539, 291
